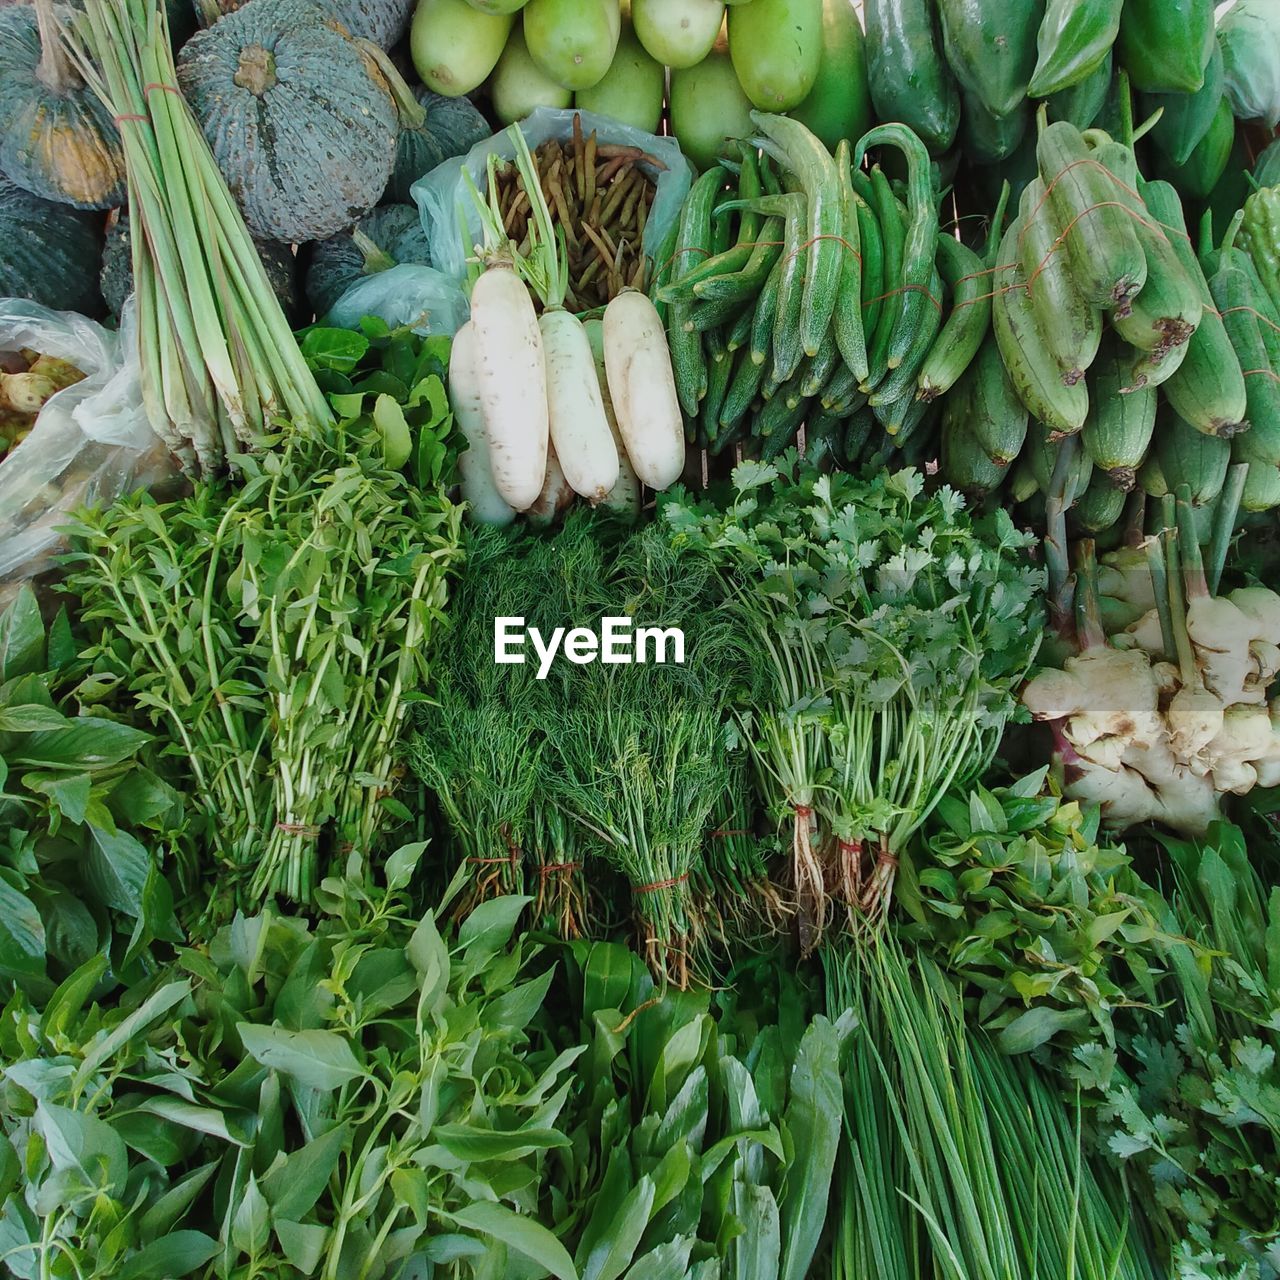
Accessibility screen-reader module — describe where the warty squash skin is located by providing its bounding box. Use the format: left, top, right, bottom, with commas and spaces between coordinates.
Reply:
177, 0, 400, 243
0, 171, 105, 315
0, 0, 125, 209
386, 84, 488, 203
304, 202, 431, 317
192, 0, 416, 48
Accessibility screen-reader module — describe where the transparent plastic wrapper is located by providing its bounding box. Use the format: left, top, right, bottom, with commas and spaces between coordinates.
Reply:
412, 106, 695, 328
0, 298, 175, 591
325, 263, 469, 336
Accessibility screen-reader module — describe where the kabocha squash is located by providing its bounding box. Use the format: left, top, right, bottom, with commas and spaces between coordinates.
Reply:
102, 209, 302, 321
0, 172, 104, 314
304, 202, 431, 316
386, 84, 488, 203
0, 0, 125, 209
192, 0, 415, 47
177, 0, 400, 243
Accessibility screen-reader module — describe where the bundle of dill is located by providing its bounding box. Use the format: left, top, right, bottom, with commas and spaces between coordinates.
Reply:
408, 513, 752, 982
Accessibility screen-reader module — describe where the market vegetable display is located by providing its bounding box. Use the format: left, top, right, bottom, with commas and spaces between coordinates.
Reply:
63, 321, 462, 911
2, 1, 1280, 1278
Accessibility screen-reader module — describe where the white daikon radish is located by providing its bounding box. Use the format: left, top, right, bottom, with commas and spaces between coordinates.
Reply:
602, 289, 685, 490
527, 444, 576, 527
584, 316, 642, 520
539, 308, 619, 503
469, 264, 548, 510
450, 321, 515, 527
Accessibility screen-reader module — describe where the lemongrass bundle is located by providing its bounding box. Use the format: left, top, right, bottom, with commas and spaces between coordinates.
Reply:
61, 0, 330, 473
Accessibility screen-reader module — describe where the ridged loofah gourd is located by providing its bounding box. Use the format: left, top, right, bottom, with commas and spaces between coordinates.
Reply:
176, 0, 400, 243
0, 171, 104, 313
0, 0, 125, 209
304, 202, 431, 317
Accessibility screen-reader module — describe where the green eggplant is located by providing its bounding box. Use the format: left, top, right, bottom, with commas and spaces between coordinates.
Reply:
1144, 41, 1225, 166
1046, 48, 1112, 127
1117, 0, 1215, 93
937, 0, 1044, 118
863, 0, 960, 152
1028, 0, 1122, 98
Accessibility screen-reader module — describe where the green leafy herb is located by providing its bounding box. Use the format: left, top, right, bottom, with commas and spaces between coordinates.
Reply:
662, 457, 1044, 947
900, 772, 1178, 1055
0, 587, 181, 999
64, 410, 462, 916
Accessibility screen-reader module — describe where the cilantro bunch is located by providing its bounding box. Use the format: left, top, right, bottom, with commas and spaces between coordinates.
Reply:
661, 457, 1045, 946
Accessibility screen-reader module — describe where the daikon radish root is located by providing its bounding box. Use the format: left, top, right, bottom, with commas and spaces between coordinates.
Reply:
450, 322, 516, 527
469, 264, 549, 511
539, 308, 618, 504
584, 316, 641, 520
527, 444, 575, 527
603, 289, 685, 491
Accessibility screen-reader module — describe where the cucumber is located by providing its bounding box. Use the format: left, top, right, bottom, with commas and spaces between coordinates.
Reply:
1233, 440, 1280, 512
1080, 345, 1156, 490
916, 232, 991, 401
1017, 177, 1102, 384
1070, 471, 1128, 534
992, 217, 1089, 437
1142, 179, 1248, 438
1036, 118, 1147, 309
1155, 409, 1231, 506
964, 332, 1028, 464
1211, 265, 1280, 460
942, 388, 1010, 497
1089, 140, 1202, 352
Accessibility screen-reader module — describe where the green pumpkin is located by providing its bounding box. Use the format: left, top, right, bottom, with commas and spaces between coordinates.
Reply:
387, 86, 488, 204
192, 0, 415, 47
304, 202, 431, 317
177, 0, 400, 243
0, 172, 104, 314
0, 0, 125, 209
102, 209, 302, 321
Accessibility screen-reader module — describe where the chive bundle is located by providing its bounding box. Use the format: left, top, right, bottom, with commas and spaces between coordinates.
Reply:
61, 0, 331, 473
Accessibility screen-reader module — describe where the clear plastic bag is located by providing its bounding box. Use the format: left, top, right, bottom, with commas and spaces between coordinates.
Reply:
411, 106, 695, 323
0, 298, 175, 587
325, 263, 469, 336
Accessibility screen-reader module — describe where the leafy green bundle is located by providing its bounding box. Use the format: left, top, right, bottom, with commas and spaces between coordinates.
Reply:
1090, 821, 1280, 1277
65, 396, 462, 916
410, 515, 750, 984
662, 457, 1044, 948
0, 854, 581, 1280
0, 587, 181, 999
550, 940, 843, 1280
825, 940, 1164, 1280
901, 771, 1177, 1056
